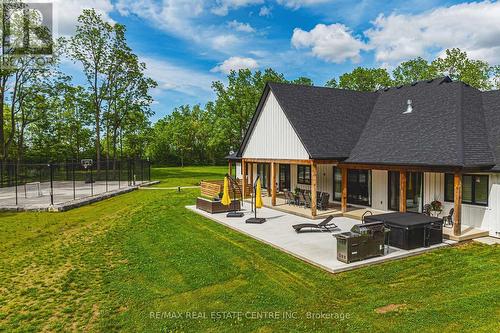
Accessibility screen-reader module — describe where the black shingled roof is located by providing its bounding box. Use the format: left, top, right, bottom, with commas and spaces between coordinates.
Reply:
237, 77, 500, 171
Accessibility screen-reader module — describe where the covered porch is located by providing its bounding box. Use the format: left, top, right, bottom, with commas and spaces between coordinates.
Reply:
254, 194, 387, 220
235, 158, 483, 240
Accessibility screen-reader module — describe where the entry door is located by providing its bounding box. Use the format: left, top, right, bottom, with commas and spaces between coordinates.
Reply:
388, 171, 423, 212
279, 164, 290, 191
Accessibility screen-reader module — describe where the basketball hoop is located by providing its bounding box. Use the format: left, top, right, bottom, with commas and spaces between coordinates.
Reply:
81, 159, 93, 169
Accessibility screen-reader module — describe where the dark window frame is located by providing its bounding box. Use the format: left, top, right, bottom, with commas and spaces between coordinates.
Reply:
332, 167, 372, 206
444, 173, 489, 206
297, 165, 311, 185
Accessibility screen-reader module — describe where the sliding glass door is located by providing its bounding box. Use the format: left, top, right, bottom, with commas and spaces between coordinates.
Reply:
256, 164, 269, 189
348, 169, 371, 206
333, 168, 371, 206
279, 164, 290, 191
406, 172, 423, 212
388, 171, 400, 211
388, 171, 423, 212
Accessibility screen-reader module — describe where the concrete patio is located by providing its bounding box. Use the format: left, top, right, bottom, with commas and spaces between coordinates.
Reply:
187, 204, 455, 273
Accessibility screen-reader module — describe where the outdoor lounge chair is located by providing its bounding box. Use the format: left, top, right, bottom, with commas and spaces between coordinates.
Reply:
292, 216, 337, 233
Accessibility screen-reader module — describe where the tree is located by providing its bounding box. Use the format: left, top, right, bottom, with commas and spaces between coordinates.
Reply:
325, 78, 338, 88
291, 76, 314, 86
69, 9, 114, 168
102, 24, 156, 166
392, 57, 437, 85
329, 67, 393, 92
211, 68, 287, 155
431, 48, 491, 90
0, 3, 55, 162
491, 65, 500, 90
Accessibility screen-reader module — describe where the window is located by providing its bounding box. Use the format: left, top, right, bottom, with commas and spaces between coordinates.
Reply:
333, 168, 342, 201
445, 174, 489, 206
297, 165, 311, 185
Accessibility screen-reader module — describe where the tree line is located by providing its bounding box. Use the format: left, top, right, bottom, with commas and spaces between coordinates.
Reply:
148, 48, 500, 166
1, 5, 498, 169
0, 7, 156, 167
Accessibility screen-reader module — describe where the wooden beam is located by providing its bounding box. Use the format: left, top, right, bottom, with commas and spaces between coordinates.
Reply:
271, 162, 277, 206
311, 161, 317, 217
453, 172, 462, 236
341, 167, 348, 213
241, 159, 247, 198
228, 161, 232, 177
313, 160, 339, 165
399, 171, 407, 212
267, 163, 271, 196
338, 162, 461, 173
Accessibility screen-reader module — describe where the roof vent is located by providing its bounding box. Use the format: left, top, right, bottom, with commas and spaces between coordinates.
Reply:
403, 99, 413, 114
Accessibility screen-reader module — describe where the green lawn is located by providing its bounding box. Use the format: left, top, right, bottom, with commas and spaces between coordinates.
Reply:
151, 165, 227, 187
0, 167, 499, 332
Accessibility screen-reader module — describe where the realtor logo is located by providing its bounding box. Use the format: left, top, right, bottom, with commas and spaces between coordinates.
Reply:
1, 1, 53, 65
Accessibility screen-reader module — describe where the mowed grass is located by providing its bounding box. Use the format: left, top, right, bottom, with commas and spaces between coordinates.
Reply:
151, 165, 227, 187
0, 167, 499, 332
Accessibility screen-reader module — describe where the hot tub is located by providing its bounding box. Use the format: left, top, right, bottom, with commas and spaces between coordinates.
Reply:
364, 212, 443, 250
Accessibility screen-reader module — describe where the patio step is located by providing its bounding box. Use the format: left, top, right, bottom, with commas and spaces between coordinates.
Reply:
442, 227, 489, 242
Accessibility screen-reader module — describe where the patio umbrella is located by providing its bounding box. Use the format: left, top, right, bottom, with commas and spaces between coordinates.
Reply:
255, 178, 263, 208
221, 176, 231, 206
246, 177, 266, 224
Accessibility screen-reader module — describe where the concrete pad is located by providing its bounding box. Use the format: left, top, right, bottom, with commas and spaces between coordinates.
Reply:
442, 225, 489, 242
0, 180, 159, 212
474, 236, 500, 245
187, 204, 454, 273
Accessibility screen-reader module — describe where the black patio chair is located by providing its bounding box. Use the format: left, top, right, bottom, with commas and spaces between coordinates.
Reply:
317, 192, 330, 210
297, 191, 307, 207
443, 208, 454, 227
423, 204, 432, 216
303, 192, 311, 208
292, 216, 338, 233
284, 190, 294, 205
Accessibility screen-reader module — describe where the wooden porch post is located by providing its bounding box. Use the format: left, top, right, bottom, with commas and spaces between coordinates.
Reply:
311, 161, 318, 217
228, 160, 232, 177
249, 163, 254, 188
242, 159, 247, 198
453, 172, 462, 236
341, 167, 348, 213
271, 162, 277, 206
399, 171, 407, 212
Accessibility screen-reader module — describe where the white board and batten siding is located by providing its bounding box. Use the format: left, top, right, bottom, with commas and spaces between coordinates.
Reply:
368, 171, 500, 236
424, 172, 500, 237
242, 92, 309, 160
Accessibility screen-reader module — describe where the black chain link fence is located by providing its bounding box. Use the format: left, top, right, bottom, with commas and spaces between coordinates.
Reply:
0, 159, 151, 207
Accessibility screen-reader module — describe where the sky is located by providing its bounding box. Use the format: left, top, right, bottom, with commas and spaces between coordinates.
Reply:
55, 0, 500, 121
